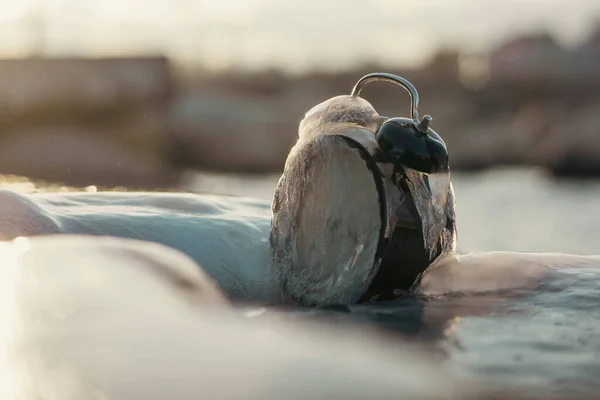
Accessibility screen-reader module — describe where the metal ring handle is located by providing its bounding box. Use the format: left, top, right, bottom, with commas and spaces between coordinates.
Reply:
351, 72, 421, 123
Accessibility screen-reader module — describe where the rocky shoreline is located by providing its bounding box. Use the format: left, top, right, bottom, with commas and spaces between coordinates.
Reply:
0, 48, 599, 188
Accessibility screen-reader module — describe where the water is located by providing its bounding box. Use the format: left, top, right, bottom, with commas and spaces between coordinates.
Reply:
182, 167, 600, 398
182, 166, 600, 254
453, 270, 600, 396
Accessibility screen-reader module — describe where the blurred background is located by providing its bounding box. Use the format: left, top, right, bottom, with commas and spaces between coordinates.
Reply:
0, 0, 600, 253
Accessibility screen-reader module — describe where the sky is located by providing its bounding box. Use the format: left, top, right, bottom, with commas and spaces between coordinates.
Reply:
0, 0, 599, 72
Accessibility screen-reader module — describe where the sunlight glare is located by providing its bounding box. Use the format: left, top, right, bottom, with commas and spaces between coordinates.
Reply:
0, 0, 37, 23
0, 241, 26, 399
